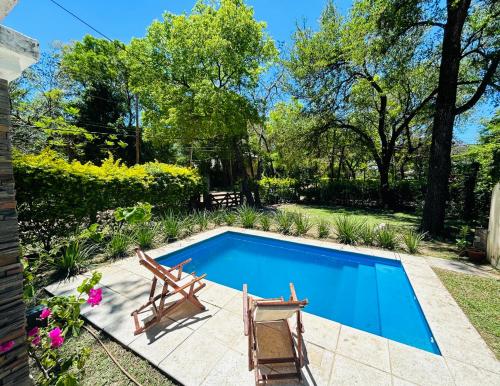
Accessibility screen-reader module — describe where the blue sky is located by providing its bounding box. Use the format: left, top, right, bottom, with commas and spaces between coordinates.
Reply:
3, 0, 491, 143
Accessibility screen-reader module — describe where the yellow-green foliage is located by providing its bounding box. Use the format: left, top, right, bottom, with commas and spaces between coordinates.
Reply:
14, 150, 203, 243
258, 176, 298, 204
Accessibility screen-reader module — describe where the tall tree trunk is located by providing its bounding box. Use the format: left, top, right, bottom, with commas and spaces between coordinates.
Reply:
379, 162, 391, 208
234, 139, 254, 206
422, 0, 471, 236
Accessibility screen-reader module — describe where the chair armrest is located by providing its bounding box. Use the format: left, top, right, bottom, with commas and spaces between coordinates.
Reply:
243, 284, 249, 336
167, 258, 192, 280
289, 283, 298, 301
171, 273, 207, 295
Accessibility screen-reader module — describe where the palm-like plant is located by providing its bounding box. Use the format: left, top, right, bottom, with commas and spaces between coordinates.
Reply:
401, 229, 425, 254
275, 210, 294, 235
51, 239, 96, 277
294, 213, 312, 236
333, 215, 362, 244
317, 219, 331, 238
237, 205, 259, 228
375, 225, 398, 250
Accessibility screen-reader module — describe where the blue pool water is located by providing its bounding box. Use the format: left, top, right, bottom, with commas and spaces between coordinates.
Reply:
157, 231, 440, 354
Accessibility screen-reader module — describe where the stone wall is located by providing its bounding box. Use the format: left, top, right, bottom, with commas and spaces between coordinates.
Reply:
0, 79, 29, 385
487, 182, 500, 268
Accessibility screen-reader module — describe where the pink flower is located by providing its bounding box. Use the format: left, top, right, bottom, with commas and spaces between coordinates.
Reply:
28, 327, 39, 337
0, 340, 15, 353
31, 335, 41, 346
40, 308, 52, 319
87, 288, 102, 307
48, 328, 64, 348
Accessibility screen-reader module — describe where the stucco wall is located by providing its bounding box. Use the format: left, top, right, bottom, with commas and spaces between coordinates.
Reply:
487, 182, 500, 268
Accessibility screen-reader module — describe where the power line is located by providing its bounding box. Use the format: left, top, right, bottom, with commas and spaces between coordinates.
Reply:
48, 0, 115, 42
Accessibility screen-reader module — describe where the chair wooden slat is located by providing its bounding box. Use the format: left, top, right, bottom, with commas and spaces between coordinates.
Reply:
131, 248, 206, 335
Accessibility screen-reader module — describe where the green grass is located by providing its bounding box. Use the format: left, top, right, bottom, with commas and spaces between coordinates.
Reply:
30, 325, 178, 385
434, 268, 500, 359
279, 204, 458, 259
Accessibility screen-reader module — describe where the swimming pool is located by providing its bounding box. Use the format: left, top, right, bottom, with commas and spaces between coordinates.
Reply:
157, 231, 440, 354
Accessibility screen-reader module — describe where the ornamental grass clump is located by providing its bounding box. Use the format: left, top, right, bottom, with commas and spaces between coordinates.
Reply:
259, 213, 273, 231
106, 230, 132, 258
193, 210, 210, 231
162, 213, 182, 241
317, 219, 331, 238
237, 205, 259, 228
333, 215, 362, 244
222, 209, 237, 226
375, 225, 398, 250
133, 223, 159, 249
360, 223, 377, 246
275, 210, 294, 235
294, 213, 312, 236
401, 229, 425, 254
50, 239, 96, 277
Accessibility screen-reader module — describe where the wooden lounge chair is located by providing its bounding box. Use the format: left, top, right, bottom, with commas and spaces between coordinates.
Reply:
131, 248, 207, 335
243, 283, 308, 385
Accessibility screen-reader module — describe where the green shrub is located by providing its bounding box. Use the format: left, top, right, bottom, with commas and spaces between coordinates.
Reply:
14, 149, 203, 245
50, 239, 96, 277
294, 213, 312, 236
133, 224, 158, 249
317, 219, 331, 238
258, 176, 298, 204
162, 213, 182, 241
222, 210, 237, 226
402, 230, 425, 254
237, 205, 259, 228
275, 210, 294, 234
360, 223, 377, 245
375, 226, 398, 250
333, 216, 361, 244
106, 230, 132, 258
259, 213, 272, 231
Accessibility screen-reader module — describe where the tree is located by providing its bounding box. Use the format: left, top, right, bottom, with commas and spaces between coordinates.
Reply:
286, 1, 437, 206
61, 35, 135, 163
128, 0, 276, 203
377, 0, 499, 235
9, 51, 95, 159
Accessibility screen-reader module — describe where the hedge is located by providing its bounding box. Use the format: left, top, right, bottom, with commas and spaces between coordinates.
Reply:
258, 176, 298, 204
301, 178, 424, 208
14, 150, 203, 244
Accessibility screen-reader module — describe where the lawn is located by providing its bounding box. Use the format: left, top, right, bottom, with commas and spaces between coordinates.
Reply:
433, 268, 500, 359
30, 325, 178, 386
278, 203, 459, 260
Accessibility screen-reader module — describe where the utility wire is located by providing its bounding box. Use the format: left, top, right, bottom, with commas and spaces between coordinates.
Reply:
48, 0, 115, 42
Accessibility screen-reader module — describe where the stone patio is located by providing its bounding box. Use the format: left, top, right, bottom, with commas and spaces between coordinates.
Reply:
46, 227, 500, 386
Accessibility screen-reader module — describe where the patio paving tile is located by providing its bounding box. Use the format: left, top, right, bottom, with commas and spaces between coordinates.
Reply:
300, 312, 341, 352
129, 317, 193, 366
336, 325, 390, 372
80, 287, 140, 328
329, 354, 391, 386
196, 308, 242, 346
302, 343, 335, 386
159, 329, 231, 386
168, 300, 220, 331
388, 340, 454, 386
198, 281, 240, 308
391, 376, 419, 385
222, 292, 244, 315
200, 348, 254, 386
446, 357, 500, 386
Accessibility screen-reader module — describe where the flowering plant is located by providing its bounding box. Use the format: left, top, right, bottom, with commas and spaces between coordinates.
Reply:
23, 271, 103, 385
